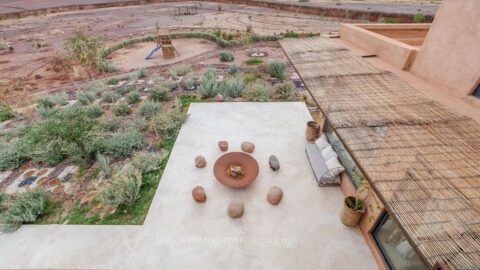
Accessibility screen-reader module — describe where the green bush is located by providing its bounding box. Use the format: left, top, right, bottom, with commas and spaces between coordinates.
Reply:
15, 105, 97, 166
0, 188, 48, 233
178, 94, 198, 110
170, 69, 178, 81
132, 150, 168, 173
171, 64, 191, 76
65, 31, 103, 70
199, 69, 219, 99
98, 163, 142, 207
152, 109, 188, 138
53, 92, 69, 106
274, 83, 294, 100
97, 60, 117, 73
107, 78, 119, 85
112, 102, 131, 116
243, 84, 271, 102
244, 71, 262, 83
413, 12, 426, 23
0, 141, 23, 170
85, 104, 103, 118
244, 57, 263, 65
219, 51, 234, 62
87, 81, 108, 94
77, 90, 97, 105
139, 100, 161, 119
101, 91, 121, 103
266, 59, 287, 79
283, 31, 299, 38
36, 96, 56, 109
98, 117, 121, 132
149, 87, 171, 102
223, 77, 245, 98
137, 67, 146, 78
105, 130, 144, 158
117, 85, 135, 96
0, 103, 15, 122
183, 76, 195, 90
127, 90, 141, 104
227, 63, 239, 75
162, 80, 178, 91
124, 117, 148, 132
96, 152, 111, 178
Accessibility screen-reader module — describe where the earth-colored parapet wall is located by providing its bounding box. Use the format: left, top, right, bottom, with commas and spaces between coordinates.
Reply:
340, 23, 429, 70
0, 0, 435, 22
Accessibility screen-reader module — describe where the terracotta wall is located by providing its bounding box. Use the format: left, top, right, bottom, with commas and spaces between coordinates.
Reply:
340, 24, 424, 70
409, 0, 480, 97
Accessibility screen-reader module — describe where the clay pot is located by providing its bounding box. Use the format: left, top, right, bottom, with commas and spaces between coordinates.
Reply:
305, 121, 320, 142
340, 196, 365, 227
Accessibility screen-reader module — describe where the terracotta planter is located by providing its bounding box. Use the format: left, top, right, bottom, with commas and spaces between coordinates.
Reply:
305, 121, 320, 141
340, 196, 365, 227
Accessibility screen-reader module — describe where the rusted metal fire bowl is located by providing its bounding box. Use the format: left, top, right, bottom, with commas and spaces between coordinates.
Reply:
213, 152, 259, 188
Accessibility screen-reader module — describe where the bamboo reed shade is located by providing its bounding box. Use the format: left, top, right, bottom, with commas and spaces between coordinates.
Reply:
281, 37, 480, 270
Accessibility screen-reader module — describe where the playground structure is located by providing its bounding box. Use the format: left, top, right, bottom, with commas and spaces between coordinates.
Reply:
145, 36, 179, 60
174, 5, 198, 16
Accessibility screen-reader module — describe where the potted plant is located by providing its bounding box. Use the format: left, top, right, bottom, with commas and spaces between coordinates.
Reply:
305, 121, 319, 141
340, 195, 366, 227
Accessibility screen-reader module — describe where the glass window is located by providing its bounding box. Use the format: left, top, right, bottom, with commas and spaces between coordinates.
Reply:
323, 120, 364, 188
372, 212, 426, 270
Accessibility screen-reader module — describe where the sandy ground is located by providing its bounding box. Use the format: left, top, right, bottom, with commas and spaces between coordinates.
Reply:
0, 102, 377, 270
110, 39, 218, 70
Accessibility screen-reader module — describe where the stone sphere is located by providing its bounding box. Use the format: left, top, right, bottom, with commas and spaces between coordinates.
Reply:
195, 155, 206, 168
267, 186, 283, 205
227, 201, 244, 218
218, 140, 228, 151
241, 141, 255, 153
215, 94, 224, 102
192, 186, 207, 203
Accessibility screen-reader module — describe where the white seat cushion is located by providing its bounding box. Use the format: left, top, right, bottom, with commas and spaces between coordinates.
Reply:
314, 134, 330, 151
321, 145, 338, 160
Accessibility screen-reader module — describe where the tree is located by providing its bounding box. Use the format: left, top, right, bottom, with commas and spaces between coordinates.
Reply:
64, 31, 103, 78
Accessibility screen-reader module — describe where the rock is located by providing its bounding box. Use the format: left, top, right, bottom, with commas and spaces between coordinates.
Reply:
241, 141, 255, 153
47, 178, 61, 188
18, 176, 37, 187
215, 93, 224, 102
227, 201, 244, 218
34, 74, 42, 79
218, 140, 228, 151
195, 155, 207, 168
37, 177, 49, 187
52, 185, 64, 195
62, 173, 73, 183
36, 169, 48, 176
267, 186, 283, 205
192, 186, 207, 203
24, 170, 36, 178
269, 155, 280, 171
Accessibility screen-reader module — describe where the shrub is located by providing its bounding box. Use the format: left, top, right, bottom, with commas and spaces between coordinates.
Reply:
170, 70, 178, 81
227, 63, 239, 75
127, 90, 141, 104
132, 150, 168, 173
243, 84, 271, 102
245, 57, 263, 65
162, 80, 178, 91
149, 87, 171, 102
219, 51, 234, 62
139, 100, 161, 119
85, 104, 103, 118
53, 92, 69, 106
97, 60, 117, 73
15, 105, 97, 166
125, 117, 148, 132
283, 31, 299, 38
199, 69, 219, 99
178, 94, 198, 110
244, 71, 263, 83
36, 96, 56, 109
98, 163, 142, 207
0, 188, 48, 233
0, 141, 23, 170
138, 67, 146, 78
105, 130, 144, 158
112, 102, 131, 116
0, 103, 15, 122
152, 109, 188, 138
98, 117, 121, 132
87, 81, 108, 94
223, 77, 245, 98
117, 85, 135, 96
171, 64, 191, 76
183, 76, 195, 90
64, 31, 103, 71
96, 152, 111, 178
107, 78, 119, 85
101, 91, 121, 103
274, 83, 294, 100
413, 12, 426, 23
266, 59, 287, 79
77, 90, 97, 105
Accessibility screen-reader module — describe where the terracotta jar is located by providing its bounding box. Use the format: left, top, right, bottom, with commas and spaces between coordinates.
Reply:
340, 196, 365, 227
305, 121, 320, 141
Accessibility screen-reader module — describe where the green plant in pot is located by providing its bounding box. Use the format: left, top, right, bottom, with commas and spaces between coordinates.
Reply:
340, 171, 368, 227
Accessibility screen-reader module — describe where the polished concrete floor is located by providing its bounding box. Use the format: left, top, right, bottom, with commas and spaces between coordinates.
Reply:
0, 103, 377, 270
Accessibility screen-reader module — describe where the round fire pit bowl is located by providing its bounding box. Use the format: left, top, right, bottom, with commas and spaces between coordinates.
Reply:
213, 152, 259, 188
